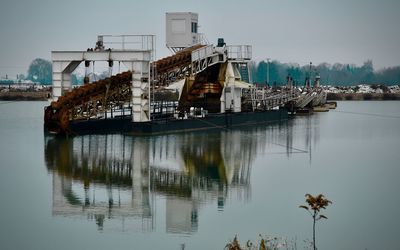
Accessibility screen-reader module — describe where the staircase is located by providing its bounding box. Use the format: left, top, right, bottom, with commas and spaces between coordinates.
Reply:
238, 64, 250, 83
295, 91, 316, 108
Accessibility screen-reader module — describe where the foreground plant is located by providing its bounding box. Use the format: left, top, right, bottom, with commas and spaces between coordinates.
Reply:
225, 235, 294, 250
299, 194, 332, 250
225, 235, 242, 250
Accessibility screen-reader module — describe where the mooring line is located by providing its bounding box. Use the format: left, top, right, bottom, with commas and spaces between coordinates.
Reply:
331, 110, 400, 119
192, 115, 308, 154
192, 115, 228, 130
266, 141, 308, 154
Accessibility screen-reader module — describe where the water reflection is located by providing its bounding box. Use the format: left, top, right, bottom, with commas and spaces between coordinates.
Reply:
44, 120, 318, 233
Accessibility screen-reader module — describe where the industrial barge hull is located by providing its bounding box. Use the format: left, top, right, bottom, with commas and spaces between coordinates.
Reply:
66, 109, 288, 135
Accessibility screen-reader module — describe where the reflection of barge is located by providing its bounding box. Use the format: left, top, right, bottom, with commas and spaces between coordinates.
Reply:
45, 130, 255, 232
44, 13, 289, 136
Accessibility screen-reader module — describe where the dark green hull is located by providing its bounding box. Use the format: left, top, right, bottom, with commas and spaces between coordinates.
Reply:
67, 109, 289, 135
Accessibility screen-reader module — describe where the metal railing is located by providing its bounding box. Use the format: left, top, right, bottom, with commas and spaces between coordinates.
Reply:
98, 35, 156, 57
191, 45, 214, 62
191, 45, 226, 74
227, 45, 252, 60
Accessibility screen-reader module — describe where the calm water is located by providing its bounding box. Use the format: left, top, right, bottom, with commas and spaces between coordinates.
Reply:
0, 101, 399, 250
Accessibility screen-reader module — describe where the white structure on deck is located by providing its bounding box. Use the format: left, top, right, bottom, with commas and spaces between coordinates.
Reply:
221, 62, 246, 112
191, 44, 225, 75
166, 12, 202, 52
188, 38, 252, 113
51, 35, 154, 122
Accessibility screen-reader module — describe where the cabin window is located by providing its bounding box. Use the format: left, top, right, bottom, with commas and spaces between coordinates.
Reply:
191, 22, 197, 33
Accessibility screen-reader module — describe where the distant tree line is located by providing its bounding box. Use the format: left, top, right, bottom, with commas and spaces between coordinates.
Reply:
250, 60, 400, 86
19, 58, 400, 86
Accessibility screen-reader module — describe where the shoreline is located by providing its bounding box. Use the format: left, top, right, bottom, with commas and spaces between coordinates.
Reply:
327, 92, 400, 101
0, 91, 50, 101
1, 91, 399, 102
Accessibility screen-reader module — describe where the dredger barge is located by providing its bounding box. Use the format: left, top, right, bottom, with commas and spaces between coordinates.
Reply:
44, 12, 325, 136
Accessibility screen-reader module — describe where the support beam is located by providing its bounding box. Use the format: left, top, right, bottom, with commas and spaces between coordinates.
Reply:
51, 50, 151, 101
51, 60, 81, 100
128, 61, 150, 122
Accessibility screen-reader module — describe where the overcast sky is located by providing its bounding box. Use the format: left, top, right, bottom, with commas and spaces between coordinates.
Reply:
0, 0, 399, 77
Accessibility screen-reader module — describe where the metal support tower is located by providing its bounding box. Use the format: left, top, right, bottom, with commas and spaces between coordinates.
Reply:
51, 35, 154, 122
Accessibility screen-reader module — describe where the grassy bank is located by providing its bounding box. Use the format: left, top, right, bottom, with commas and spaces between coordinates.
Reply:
0, 91, 50, 101
327, 92, 400, 101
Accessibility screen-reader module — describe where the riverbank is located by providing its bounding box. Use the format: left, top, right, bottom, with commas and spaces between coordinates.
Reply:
0, 91, 50, 101
327, 92, 400, 101
2, 92, 399, 101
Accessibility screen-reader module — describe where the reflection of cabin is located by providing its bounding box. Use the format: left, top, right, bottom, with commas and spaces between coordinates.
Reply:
166, 198, 198, 234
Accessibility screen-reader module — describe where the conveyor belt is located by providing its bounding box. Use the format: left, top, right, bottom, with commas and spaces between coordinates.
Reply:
44, 72, 132, 134
44, 45, 205, 135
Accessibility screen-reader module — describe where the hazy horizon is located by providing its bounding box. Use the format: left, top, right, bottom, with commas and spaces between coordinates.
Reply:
1, 0, 399, 77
